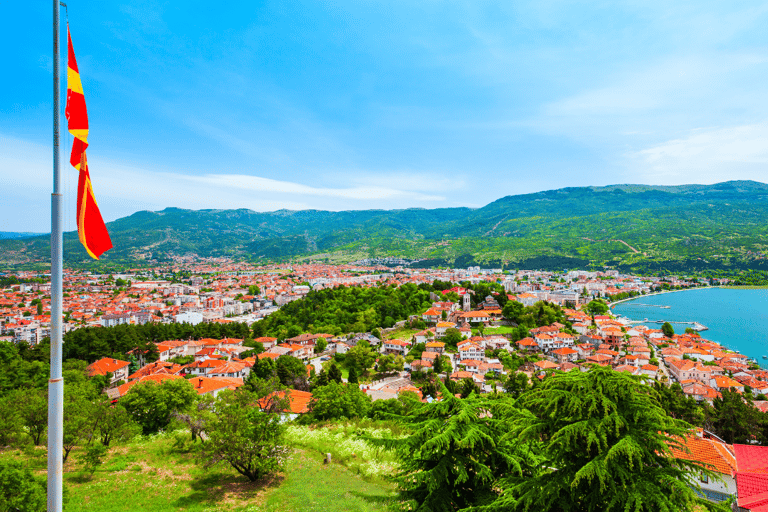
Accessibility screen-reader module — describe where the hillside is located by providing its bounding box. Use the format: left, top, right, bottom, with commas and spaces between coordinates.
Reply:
2, 180, 768, 273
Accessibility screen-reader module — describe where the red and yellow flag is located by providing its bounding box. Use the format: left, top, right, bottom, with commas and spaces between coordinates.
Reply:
66, 24, 112, 259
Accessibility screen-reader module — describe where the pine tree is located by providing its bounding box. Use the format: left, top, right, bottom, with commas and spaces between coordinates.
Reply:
369, 383, 537, 512
327, 363, 342, 384
490, 365, 720, 512
347, 365, 359, 384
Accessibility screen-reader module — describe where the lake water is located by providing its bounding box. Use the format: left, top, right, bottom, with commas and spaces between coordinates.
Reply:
612, 288, 768, 365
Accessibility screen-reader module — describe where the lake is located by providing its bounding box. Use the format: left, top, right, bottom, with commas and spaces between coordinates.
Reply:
611, 287, 768, 365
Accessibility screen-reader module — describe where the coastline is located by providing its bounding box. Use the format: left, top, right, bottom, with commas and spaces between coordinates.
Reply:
608, 286, 711, 308
611, 286, 768, 366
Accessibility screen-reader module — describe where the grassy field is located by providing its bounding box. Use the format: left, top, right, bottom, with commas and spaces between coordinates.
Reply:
0, 428, 398, 512
479, 326, 517, 335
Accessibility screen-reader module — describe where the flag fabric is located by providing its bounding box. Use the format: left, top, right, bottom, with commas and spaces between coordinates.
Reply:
66, 24, 112, 259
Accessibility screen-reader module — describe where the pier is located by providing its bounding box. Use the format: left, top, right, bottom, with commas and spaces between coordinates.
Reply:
618, 318, 709, 332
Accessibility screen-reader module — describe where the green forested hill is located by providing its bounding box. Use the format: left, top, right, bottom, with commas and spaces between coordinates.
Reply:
2, 180, 768, 273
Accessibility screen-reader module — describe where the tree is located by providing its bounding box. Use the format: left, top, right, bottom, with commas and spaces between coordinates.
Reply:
653, 382, 704, 427
443, 328, 463, 350
586, 299, 609, 316
14, 389, 48, 445
369, 383, 536, 512
200, 389, 289, 482
347, 365, 359, 384
503, 300, 525, 323
314, 338, 328, 353
276, 355, 309, 390
0, 459, 47, 512
327, 363, 343, 384
79, 443, 107, 479
504, 372, 530, 399
92, 401, 137, 447
306, 381, 371, 421
661, 321, 675, 338
707, 388, 762, 444
378, 354, 404, 374
63, 386, 96, 463
494, 365, 719, 512
345, 340, 377, 375
120, 379, 198, 435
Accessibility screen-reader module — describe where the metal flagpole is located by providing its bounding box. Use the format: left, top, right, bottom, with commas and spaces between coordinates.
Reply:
49, 0, 65, 509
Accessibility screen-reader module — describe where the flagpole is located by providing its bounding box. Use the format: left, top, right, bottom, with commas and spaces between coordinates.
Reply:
49, 0, 64, 509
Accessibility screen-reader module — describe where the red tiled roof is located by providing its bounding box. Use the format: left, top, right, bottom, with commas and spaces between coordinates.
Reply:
86, 357, 130, 377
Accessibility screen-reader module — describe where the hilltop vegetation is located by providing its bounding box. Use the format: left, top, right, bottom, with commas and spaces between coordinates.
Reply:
3, 180, 768, 274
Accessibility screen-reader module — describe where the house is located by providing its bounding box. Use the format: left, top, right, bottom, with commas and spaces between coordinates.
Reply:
259, 389, 313, 420
186, 376, 243, 397
516, 337, 539, 351
457, 341, 484, 361
383, 338, 411, 356
108, 373, 184, 399
414, 329, 435, 344
534, 360, 559, 372
86, 357, 131, 384
551, 347, 578, 364
411, 359, 433, 372
711, 375, 744, 393
670, 432, 737, 503
435, 322, 457, 338
425, 341, 446, 354
458, 310, 492, 325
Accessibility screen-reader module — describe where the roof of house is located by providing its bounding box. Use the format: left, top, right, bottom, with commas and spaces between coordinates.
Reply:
86, 357, 130, 377
670, 434, 737, 475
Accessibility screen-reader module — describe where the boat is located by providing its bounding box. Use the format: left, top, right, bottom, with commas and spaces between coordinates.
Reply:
763, 355, 767, 360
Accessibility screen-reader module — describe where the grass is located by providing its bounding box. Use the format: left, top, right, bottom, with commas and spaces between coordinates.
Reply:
284, 423, 401, 479
381, 327, 419, 341
479, 326, 518, 335
0, 429, 398, 512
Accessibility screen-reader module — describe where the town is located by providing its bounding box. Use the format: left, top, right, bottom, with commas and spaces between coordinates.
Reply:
1, 260, 766, 509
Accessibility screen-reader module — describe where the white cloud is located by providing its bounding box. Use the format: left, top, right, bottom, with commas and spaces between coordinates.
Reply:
0, 134, 450, 231
187, 173, 445, 201
626, 123, 768, 183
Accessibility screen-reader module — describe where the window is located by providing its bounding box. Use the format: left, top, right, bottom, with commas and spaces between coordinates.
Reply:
700, 473, 708, 484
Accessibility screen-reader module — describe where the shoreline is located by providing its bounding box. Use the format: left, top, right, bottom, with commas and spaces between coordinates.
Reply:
611, 286, 767, 367
608, 286, 711, 308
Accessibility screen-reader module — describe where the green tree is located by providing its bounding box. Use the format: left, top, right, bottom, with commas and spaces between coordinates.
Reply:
276, 355, 309, 390
347, 365, 359, 384
79, 443, 107, 479
14, 389, 48, 445
495, 365, 718, 512
306, 381, 371, 421
327, 363, 343, 384
707, 388, 761, 444
377, 354, 405, 374
504, 372, 530, 399
369, 384, 536, 512
661, 321, 675, 338
92, 401, 137, 447
442, 328, 463, 350
120, 379, 198, 435
586, 299, 609, 316
200, 388, 290, 481
345, 341, 377, 375
653, 382, 704, 427
314, 338, 328, 353
0, 459, 47, 512
502, 300, 525, 323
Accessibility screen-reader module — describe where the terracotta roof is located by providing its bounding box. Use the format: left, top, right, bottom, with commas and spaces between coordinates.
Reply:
87, 357, 130, 377
670, 434, 736, 475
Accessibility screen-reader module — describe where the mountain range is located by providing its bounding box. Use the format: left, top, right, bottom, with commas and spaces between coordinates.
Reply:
2, 180, 768, 273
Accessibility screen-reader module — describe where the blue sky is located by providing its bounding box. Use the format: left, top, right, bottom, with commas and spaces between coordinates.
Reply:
3, 1, 768, 232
